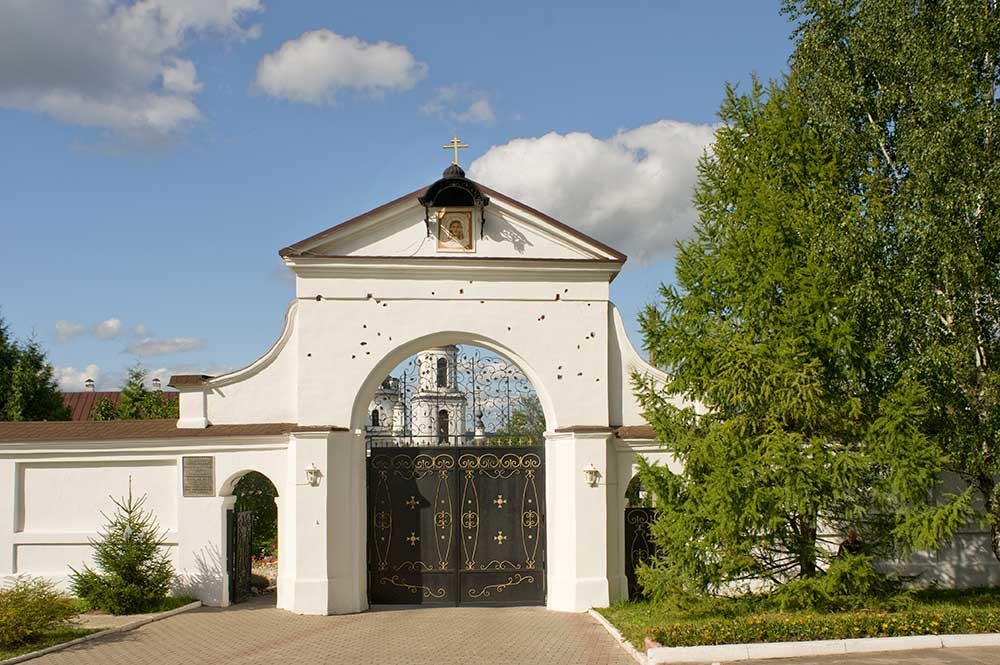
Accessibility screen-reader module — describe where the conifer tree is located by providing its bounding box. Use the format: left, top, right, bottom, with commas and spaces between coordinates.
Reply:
635, 79, 970, 597
0, 315, 70, 422
69, 483, 174, 615
91, 366, 178, 421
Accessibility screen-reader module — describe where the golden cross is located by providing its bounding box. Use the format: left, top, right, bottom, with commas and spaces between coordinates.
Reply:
443, 136, 469, 165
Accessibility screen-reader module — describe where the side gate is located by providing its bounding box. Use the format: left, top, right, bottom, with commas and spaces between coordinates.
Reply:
367, 446, 545, 606
226, 509, 254, 604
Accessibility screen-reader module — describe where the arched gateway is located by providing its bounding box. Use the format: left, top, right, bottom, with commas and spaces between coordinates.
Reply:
0, 153, 674, 615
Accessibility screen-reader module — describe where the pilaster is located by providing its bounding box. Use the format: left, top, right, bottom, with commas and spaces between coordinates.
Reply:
544, 428, 613, 611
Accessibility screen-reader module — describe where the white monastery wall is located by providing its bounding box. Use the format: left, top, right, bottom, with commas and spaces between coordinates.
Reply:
199, 303, 299, 426
0, 440, 288, 608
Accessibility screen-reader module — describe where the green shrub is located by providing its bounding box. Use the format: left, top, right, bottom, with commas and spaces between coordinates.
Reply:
768, 555, 912, 612
0, 577, 78, 648
250, 574, 270, 591
70, 486, 174, 615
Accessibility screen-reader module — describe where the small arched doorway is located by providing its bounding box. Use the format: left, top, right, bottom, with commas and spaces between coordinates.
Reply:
227, 471, 279, 604
364, 344, 546, 606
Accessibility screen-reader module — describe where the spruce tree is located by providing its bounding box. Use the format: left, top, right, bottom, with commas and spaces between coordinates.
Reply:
0, 315, 70, 422
69, 483, 174, 615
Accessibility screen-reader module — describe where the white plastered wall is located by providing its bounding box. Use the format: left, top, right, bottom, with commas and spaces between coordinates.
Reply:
0, 438, 288, 608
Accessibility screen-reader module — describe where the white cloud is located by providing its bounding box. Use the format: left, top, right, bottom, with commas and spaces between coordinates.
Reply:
55, 320, 86, 343
255, 29, 427, 105
54, 363, 101, 390
421, 85, 495, 125
127, 336, 204, 357
94, 318, 123, 339
468, 120, 717, 263
0, 0, 262, 142
133, 323, 150, 337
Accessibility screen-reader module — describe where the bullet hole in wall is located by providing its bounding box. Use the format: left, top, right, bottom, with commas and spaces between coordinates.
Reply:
307, 353, 312, 357
557, 374, 563, 380
554, 294, 560, 301
352, 355, 356, 359
315, 295, 322, 302
383, 303, 388, 307
367, 293, 373, 299
459, 289, 464, 294
538, 314, 545, 321
577, 372, 583, 376
360, 342, 367, 346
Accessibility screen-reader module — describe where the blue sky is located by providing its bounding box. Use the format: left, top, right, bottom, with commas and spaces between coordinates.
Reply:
1, 1, 795, 390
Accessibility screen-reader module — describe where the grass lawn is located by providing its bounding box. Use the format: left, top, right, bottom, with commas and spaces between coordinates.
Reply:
74, 594, 198, 615
0, 627, 99, 660
598, 588, 1000, 650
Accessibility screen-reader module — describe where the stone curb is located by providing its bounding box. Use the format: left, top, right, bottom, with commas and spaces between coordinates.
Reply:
0, 600, 202, 665
645, 632, 1000, 663
588, 609, 646, 664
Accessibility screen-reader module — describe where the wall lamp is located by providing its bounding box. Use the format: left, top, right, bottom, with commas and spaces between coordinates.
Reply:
305, 463, 323, 487
583, 464, 601, 488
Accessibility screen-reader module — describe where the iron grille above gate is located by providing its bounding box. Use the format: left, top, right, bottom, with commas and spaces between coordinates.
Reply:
366, 347, 543, 450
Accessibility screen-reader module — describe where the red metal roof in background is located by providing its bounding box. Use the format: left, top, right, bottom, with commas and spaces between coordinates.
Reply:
61, 391, 179, 421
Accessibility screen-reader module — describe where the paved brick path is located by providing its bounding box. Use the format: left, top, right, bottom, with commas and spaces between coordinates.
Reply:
33, 595, 634, 665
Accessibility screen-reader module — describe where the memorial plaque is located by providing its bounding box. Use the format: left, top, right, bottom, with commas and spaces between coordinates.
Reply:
182, 456, 215, 497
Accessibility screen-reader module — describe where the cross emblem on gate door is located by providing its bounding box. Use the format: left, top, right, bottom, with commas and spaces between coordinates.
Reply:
406, 495, 419, 510
494, 494, 507, 508
494, 531, 507, 544
406, 532, 420, 546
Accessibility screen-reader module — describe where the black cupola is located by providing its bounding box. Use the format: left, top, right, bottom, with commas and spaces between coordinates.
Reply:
418, 138, 490, 237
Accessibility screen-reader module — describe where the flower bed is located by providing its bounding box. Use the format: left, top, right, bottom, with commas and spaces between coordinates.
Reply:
598, 590, 1000, 650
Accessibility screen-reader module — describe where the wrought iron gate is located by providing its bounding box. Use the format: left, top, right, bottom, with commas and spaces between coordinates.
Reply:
227, 510, 254, 604
624, 507, 657, 600
367, 446, 545, 605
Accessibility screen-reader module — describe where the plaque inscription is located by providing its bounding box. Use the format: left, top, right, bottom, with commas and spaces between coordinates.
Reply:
182, 456, 215, 497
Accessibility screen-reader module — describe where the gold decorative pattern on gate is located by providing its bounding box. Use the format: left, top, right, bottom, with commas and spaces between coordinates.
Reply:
433, 471, 453, 569
467, 574, 535, 598
458, 453, 542, 478
521, 468, 540, 569
380, 576, 447, 599
460, 466, 480, 569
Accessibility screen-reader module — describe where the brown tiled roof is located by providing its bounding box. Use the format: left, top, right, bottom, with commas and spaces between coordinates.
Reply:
278, 182, 628, 262
0, 420, 298, 443
167, 375, 213, 388
614, 425, 658, 440
62, 391, 179, 421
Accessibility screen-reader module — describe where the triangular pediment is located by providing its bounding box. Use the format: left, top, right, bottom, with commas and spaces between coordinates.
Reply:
279, 182, 626, 264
